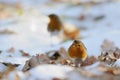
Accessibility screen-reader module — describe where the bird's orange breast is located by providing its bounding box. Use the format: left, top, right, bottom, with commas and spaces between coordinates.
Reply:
68, 44, 87, 59
48, 14, 62, 32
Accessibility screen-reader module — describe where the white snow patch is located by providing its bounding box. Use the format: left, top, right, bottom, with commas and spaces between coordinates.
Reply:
28, 65, 73, 80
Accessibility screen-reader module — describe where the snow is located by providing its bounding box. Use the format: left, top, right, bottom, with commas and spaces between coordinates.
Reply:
28, 65, 73, 80
0, 63, 7, 72
8, 71, 26, 80
0, 0, 120, 80
84, 62, 103, 75
113, 59, 120, 67
68, 71, 82, 80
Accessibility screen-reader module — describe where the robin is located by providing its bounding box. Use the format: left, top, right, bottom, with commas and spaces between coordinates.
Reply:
68, 40, 87, 67
48, 14, 63, 34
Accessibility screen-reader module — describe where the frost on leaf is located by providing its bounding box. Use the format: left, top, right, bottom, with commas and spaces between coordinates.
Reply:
22, 47, 72, 71
46, 47, 69, 60
22, 54, 50, 72
98, 39, 120, 66
46, 50, 61, 60
101, 39, 115, 52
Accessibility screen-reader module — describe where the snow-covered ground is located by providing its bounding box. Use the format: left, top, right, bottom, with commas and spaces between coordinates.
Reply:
0, 0, 120, 80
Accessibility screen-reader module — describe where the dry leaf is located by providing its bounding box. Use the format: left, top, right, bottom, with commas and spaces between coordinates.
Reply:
103, 67, 120, 75
60, 59, 72, 65
113, 48, 120, 59
52, 77, 62, 80
60, 59, 68, 65
99, 39, 120, 65
81, 56, 97, 67
23, 47, 72, 71
46, 50, 61, 60
98, 52, 117, 65
1, 62, 20, 67
58, 47, 69, 59
101, 39, 115, 52
3, 65, 16, 76
46, 47, 69, 60
113, 52, 120, 59
0, 29, 16, 35
79, 14, 85, 20
94, 15, 105, 21
6, 47, 15, 53
22, 54, 50, 72
19, 50, 30, 57
0, 72, 3, 78
22, 60, 31, 72
49, 61, 56, 64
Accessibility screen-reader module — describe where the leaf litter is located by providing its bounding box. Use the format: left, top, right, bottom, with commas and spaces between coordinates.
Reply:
0, 0, 120, 80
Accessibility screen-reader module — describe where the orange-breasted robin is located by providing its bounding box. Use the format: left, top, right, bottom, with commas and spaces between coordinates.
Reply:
48, 14, 63, 34
68, 40, 87, 67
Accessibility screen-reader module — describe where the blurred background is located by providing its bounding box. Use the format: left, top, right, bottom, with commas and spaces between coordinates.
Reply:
0, 0, 120, 56
0, 0, 120, 80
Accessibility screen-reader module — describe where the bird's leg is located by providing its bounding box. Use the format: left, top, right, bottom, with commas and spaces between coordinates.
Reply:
75, 58, 82, 67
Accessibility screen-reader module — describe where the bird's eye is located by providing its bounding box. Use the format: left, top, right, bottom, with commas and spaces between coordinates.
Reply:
77, 45, 80, 47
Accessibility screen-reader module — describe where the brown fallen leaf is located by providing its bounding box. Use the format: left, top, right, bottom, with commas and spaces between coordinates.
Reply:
58, 47, 69, 59
6, 47, 15, 53
79, 14, 85, 20
101, 39, 115, 52
81, 56, 97, 67
1, 62, 20, 67
0, 72, 2, 79
99, 39, 120, 65
46, 50, 61, 60
60, 59, 72, 65
98, 52, 117, 65
94, 15, 105, 21
52, 77, 63, 80
46, 47, 69, 60
22, 54, 50, 72
99, 66, 120, 75
19, 50, 30, 57
1, 65, 16, 79
0, 29, 16, 35
113, 48, 120, 59
49, 61, 56, 64
105, 68, 120, 75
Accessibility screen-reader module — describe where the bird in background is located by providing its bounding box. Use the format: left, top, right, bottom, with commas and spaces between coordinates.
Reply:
47, 14, 63, 45
48, 14, 80, 41
48, 14, 63, 35
68, 40, 87, 67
